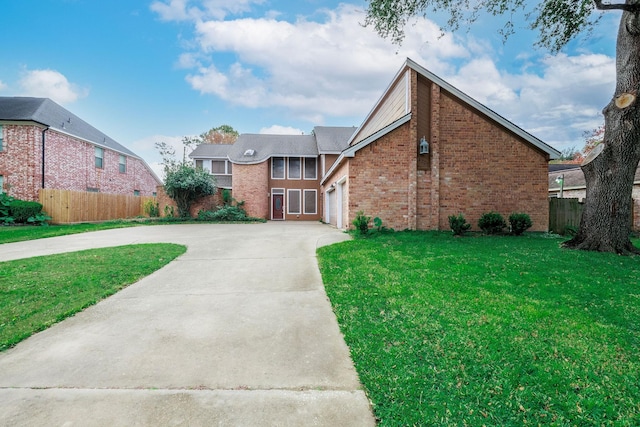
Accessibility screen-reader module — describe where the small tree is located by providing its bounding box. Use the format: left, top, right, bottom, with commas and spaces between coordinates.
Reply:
164, 164, 217, 218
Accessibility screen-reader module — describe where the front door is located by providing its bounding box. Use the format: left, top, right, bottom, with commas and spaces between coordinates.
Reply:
272, 194, 284, 220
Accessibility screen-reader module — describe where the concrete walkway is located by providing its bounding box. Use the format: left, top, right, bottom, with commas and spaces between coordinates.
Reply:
0, 222, 376, 426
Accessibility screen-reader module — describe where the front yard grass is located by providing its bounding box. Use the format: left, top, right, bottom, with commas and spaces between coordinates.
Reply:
0, 221, 142, 244
318, 232, 640, 426
0, 244, 186, 351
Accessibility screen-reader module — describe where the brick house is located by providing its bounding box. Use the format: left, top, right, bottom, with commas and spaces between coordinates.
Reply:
190, 127, 356, 220
0, 97, 160, 201
189, 58, 560, 230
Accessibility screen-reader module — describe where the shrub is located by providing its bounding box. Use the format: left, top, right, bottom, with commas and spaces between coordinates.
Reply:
478, 211, 506, 234
0, 193, 14, 224
448, 213, 471, 236
198, 205, 248, 221
509, 212, 532, 236
352, 211, 371, 235
10, 200, 44, 223
144, 200, 159, 217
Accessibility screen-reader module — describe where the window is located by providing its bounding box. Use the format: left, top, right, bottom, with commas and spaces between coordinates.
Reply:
304, 190, 317, 214
0, 175, 4, 193
95, 147, 104, 168
119, 155, 127, 173
195, 160, 204, 170
272, 157, 285, 179
287, 189, 301, 214
304, 157, 317, 180
288, 157, 301, 179
211, 160, 226, 174
133, 190, 140, 196
0, 125, 3, 151
86, 187, 99, 193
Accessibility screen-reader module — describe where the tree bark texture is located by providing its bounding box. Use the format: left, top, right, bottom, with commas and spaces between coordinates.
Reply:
564, 4, 640, 254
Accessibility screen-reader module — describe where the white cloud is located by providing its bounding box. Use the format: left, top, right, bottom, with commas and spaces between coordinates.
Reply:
18, 69, 88, 104
130, 134, 187, 180
155, 1, 617, 151
181, 4, 468, 121
260, 125, 304, 135
0, 80, 6, 91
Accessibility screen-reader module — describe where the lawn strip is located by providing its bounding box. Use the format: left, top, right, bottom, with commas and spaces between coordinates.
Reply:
0, 243, 186, 351
318, 232, 640, 426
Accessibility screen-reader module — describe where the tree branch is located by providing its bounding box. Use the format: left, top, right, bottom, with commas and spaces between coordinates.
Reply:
594, 0, 640, 12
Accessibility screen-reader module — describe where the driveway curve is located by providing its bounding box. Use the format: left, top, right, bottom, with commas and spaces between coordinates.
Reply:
0, 222, 375, 426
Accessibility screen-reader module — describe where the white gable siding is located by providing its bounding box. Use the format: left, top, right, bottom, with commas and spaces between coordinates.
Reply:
351, 70, 409, 145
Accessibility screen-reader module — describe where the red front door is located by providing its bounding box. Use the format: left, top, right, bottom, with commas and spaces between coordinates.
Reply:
272, 194, 284, 220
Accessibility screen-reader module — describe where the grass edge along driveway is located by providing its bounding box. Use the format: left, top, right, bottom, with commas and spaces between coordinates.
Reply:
318, 232, 640, 426
0, 244, 187, 351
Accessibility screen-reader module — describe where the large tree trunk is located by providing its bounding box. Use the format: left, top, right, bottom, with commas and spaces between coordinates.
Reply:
564, 6, 640, 254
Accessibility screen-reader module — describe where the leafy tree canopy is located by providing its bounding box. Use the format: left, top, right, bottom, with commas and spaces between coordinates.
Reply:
364, 0, 633, 52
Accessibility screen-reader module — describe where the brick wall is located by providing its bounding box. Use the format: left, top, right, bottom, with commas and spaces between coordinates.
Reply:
232, 162, 269, 219
436, 92, 550, 232
348, 124, 414, 231
0, 124, 42, 200
0, 124, 159, 201
325, 68, 551, 232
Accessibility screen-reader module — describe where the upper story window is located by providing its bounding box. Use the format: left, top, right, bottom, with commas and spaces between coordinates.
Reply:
304, 157, 317, 180
0, 125, 4, 151
195, 160, 204, 170
288, 157, 301, 179
95, 147, 104, 168
119, 155, 127, 173
211, 159, 232, 175
272, 157, 285, 179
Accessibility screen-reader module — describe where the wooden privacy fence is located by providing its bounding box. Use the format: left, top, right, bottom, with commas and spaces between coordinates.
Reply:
549, 198, 583, 235
39, 189, 154, 224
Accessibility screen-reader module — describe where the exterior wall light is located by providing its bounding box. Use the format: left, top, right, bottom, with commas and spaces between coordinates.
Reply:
419, 136, 429, 155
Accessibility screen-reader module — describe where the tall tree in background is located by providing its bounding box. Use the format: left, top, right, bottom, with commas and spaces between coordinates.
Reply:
365, 0, 640, 254
183, 124, 239, 151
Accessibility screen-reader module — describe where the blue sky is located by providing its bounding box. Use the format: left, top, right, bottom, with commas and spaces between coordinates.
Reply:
1, 0, 621, 177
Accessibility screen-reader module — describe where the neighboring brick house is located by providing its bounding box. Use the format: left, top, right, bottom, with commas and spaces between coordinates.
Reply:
549, 164, 640, 231
321, 58, 560, 231
0, 97, 160, 200
189, 58, 560, 230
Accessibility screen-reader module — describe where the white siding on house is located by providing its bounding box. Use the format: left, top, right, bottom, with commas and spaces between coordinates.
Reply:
351, 70, 409, 145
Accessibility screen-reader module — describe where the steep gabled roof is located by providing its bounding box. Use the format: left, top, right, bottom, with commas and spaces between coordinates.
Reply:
228, 134, 318, 165
0, 97, 138, 158
405, 58, 560, 158
345, 58, 561, 159
314, 126, 357, 154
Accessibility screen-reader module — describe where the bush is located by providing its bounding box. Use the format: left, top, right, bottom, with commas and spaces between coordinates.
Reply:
197, 203, 264, 222
9, 200, 44, 223
0, 193, 14, 224
448, 213, 471, 236
352, 211, 371, 235
509, 212, 532, 236
478, 211, 506, 234
144, 200, 159, 217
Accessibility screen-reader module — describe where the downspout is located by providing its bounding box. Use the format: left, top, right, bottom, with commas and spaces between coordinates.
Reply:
41, 127, 49, 188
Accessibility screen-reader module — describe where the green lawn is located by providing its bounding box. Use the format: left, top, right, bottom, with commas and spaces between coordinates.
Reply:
318, 232, 640, 426
0, 221, 143, 244
0, 244, 186, 351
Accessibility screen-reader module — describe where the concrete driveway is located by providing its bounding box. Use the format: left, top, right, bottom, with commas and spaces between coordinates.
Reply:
0, 222, 376, 426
